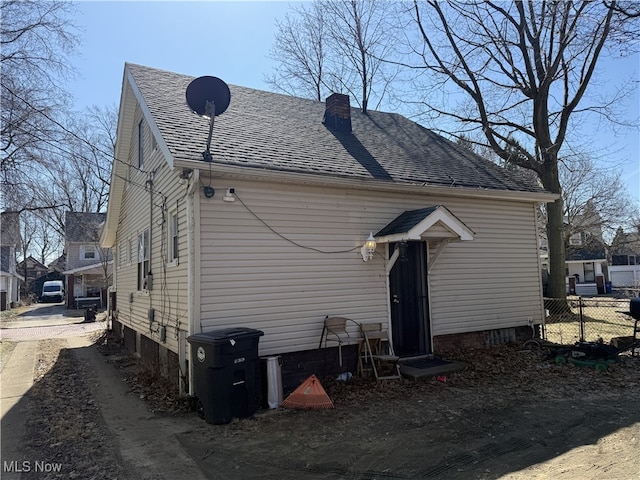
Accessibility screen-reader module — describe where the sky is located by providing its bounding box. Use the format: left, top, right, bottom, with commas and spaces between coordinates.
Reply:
68, 1, 640, 206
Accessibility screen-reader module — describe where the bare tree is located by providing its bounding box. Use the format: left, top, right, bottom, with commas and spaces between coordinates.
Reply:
406, 0, 637, 299
561, 155, 636, 242
266, 3, 328, 101
267, 0, 400, 112
0, 0, 78, 207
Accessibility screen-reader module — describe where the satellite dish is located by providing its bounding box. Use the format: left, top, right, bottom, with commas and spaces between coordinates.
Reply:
185, 76, 231, 162
186, 76, 231, 117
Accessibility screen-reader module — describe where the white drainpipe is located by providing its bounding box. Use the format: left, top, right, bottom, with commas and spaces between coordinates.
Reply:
183, 168, 201, 396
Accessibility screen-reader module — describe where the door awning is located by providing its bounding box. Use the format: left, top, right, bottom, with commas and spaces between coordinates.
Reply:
375, 205, 474, 243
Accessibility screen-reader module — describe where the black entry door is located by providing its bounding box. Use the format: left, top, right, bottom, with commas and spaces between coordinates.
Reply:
389, 241, 430, 357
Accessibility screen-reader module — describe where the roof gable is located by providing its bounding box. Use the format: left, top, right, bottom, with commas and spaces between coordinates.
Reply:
376, 205, 474, 243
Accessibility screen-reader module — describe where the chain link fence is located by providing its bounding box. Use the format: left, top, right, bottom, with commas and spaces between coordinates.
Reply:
543, 297, 637, 347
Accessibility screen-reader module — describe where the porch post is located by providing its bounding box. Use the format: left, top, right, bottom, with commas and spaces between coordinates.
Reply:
67, 275, 74, 308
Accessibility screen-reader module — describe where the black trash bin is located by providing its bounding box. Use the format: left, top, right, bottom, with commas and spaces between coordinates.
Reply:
188, 328, 264, 424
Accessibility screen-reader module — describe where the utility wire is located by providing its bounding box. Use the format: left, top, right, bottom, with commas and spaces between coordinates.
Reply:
3, 83, 170, 204
235, 191, 360, 255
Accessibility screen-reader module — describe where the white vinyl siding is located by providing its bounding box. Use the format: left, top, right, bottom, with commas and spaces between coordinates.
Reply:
198, 178, 544, 356
112, 107, 543, 359
426, 200, 543, 336
199, 183, 388, 355
111, 105, 188, 355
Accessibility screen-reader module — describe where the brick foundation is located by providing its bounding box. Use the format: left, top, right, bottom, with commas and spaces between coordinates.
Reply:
433, 325, 537, 353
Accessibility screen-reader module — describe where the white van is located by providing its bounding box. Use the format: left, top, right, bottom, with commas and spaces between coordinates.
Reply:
41, 280, 64, 303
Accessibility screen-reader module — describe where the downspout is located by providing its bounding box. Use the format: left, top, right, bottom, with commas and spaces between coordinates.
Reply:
184, 168, 201, 396
109, 239, 118, 327
147, 173, 154, 291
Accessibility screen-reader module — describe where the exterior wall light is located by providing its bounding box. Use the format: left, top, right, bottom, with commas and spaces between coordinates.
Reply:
361, 232, 377, 262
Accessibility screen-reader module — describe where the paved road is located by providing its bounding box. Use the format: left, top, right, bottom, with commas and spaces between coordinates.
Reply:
0, 303, 207, 480
0, 303, 109, 479
0, 303, 107, 341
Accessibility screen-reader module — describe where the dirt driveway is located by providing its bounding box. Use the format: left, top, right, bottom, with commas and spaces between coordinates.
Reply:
1, 305, 639, 479
178, 347, 640, 480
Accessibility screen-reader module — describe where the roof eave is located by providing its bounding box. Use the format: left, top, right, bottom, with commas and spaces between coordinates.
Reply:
63, 260, 113, 275
174, 158, 559, 203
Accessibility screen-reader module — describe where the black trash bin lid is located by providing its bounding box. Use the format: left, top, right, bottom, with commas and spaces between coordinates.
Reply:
187, 327, 264, 345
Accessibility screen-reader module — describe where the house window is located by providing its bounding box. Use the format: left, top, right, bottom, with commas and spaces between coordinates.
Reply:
584, 262, 595, 283
168, 210, 179, 264
80, 245, 97, 260
613, 254, 638, 266
137, 120, 144, 169
137, 229, 150, 290
569, 232, 582, 246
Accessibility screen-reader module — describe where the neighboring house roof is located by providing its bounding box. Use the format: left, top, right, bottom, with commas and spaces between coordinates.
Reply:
18, 255, 48, 270
612, 231, 640, 256
1, 211, 20, 246
65, 212, 106, 243
48, 253, 66, 272
566, 237, 607, 262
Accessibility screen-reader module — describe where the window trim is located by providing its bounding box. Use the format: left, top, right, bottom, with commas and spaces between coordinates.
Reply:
137, 228, 150, 291
80, 245, 98, 261
137, 120, 144, 169
168, 209, 179, 266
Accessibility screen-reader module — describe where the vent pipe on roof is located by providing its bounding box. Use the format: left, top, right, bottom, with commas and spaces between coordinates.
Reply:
323, 93, 352, 133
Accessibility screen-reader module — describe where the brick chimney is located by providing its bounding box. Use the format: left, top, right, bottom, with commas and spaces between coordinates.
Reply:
323, 93, 352, 133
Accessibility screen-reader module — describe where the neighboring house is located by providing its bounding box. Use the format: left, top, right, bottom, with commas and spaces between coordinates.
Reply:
17, 255, 49, 299
609, 227, 640, 289
101, 63, 557, 392
540, 210, 610, 296
0, 211, 23, 310
63, 212, 112, 309
48, 253, 66, 273
565, 232, 609, 296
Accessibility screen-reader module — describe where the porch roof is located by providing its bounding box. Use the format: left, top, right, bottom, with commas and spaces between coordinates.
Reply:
63, 260, 112, 276
374, 205, 474, 243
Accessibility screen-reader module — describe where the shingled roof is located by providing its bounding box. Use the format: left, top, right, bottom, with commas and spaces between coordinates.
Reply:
65, 212, 106, 243
126, 63, 547, 194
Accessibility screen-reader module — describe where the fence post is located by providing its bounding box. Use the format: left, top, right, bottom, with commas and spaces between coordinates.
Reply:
579, 297, 585, 342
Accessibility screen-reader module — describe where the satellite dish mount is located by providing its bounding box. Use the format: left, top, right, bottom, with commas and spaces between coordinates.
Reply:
202, 100, 216, 162
185, 76, 231, 162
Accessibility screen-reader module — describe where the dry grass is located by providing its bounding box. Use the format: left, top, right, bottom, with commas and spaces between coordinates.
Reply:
544, 298, 636, 345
